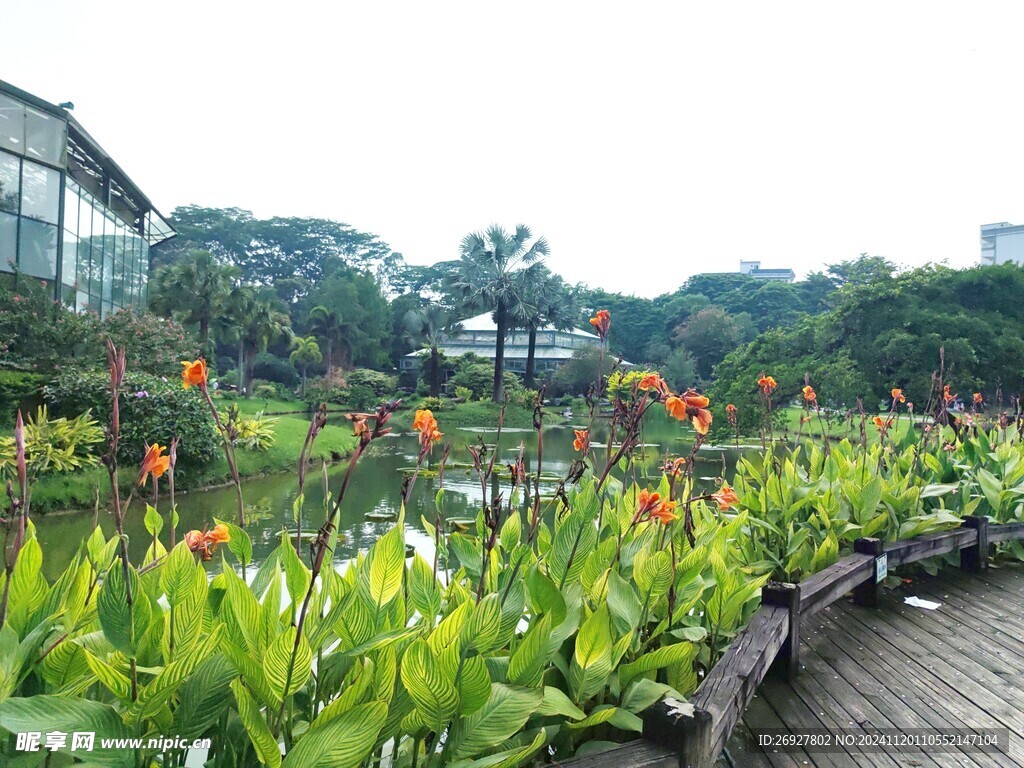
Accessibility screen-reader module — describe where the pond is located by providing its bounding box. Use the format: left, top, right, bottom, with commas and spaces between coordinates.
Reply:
33, 414, 757, 579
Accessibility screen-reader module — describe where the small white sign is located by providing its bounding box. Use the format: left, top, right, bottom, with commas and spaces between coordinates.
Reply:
905, 596, 941, 610
875, 554, 887, 583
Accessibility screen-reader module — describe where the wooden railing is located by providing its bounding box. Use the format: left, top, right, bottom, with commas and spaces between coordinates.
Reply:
559, 515, 1024, 768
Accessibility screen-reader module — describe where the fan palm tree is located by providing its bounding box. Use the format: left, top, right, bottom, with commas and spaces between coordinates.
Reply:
289, 336, 323, 396
240, 291, 292, 397
149, 250, 240, 346
513, 268, 581, 388
403, 307, 463, 397
442, 224, 549, 402
307, 305, 344, 372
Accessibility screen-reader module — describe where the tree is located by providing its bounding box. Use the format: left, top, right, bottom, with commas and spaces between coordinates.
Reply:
442, 224, 549, 402
307, 306, 343, 373
404, 307, 462, 397
240, 292, 292, 397
289, 336, 323, 396
512, 268, 581, 388
148, 250, 240, 346
674, 307, 751, 381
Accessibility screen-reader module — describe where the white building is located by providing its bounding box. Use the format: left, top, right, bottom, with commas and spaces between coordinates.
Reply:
980, 222, 1024, 266
738, 260, 796, 282
401, 312, 602, 375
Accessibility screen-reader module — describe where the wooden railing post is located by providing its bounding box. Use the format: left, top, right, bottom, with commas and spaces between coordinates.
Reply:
853, 537, 885, 607
761, 582, 800, 681
641, 698, 713, 768
961, 515, 989, 572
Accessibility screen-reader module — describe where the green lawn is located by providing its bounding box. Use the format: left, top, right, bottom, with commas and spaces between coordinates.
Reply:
27, 413, 357, 514
219, 395, 310, 416
771, 405, 927, 442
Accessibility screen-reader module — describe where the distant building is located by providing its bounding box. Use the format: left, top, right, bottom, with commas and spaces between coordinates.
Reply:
980, 222, 1024, 266
738, 260, 796, 282
0, 80, 175, 316
401, 312, 603, 376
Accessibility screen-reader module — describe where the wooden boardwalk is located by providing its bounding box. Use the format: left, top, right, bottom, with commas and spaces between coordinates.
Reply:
724, 565, 1024, 768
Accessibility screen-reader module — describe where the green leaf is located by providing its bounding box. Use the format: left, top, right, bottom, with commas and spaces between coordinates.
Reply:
97, 562, 151, 655
282, 701, 386, 768
607, 570, 641, 635
161, 541, 198, 607
173, 653, 237, 738
535, 686, 586, 719
264, 627, 313, 700
232, 678, 282, 768
458, 655, 492, 716
0, 696, 132, 767
214, 517, 253, 567
279, 533, 311, 606
450, 683, 543, 759
508, 614, 553, 687
367, 522, 405, 610
407, 554, 441, 626
144, 504, 163, 536
448, 728, 547, 768
461, 593, 502, 652
619, 642, 698, 688
400, 640, 458, 726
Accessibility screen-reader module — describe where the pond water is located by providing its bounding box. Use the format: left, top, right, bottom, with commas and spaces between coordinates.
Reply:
33, 415, 755, 579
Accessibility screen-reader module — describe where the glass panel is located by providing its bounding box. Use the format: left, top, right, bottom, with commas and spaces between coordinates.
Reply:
76, 290, 89, 312
101, 211, 114, 304
0, 212, 16, 272
24, 107, 66, 167
0, 152, 19, 214
0, 95, 25, 155
20, 160, 60, 224
18, 218, 58, 279
76, 193, 93, 294
111, 222, 125, 307
138, 240, 149, 306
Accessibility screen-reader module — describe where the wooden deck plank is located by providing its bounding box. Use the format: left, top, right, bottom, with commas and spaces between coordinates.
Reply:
732, 568, 1024, 768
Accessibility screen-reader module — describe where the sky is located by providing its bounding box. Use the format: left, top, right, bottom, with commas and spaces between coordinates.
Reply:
3, 1, 1022, 297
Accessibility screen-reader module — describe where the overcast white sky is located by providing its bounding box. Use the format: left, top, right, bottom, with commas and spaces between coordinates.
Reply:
3, 1, 1020, 296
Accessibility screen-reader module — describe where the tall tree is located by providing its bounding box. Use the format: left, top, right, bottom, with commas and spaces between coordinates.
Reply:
148, 250, 239, 346
307, 306, 343, 373
289, 336, 323, 396
240, 291, 292, 397
513, 268, 581, 388
404, 307, 463, 397
442, 224, 549, 402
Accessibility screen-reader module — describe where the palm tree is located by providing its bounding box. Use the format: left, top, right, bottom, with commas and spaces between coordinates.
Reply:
513, 269, 581, 388
289, 336, 323, 396
307, 306, 344, 372
240, 291, 291, 397
149, 250, 240, 346
442, 224, 549, 402
404, 307, 463, 397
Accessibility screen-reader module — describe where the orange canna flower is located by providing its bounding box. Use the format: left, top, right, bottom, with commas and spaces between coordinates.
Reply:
891, 388, 905, 404
181, 359, 208, 390
873, 415, 893, 432
206, 523, 231, 546
638, 373, 669, 395
725, 403, 737, 414
666, 389, 713, 435
573, 429, 590, 453
637, 488, 662, 515
942, 385, 955, 404
648, 499, 679, 524
139, 443, 170, 486
184, 524, 231, 561
665, 456, 686, 474
973, 392, 983, 405
757, 375, 777, 395
802, 385, 816, 403
589, 309, 611, 341
711, 483, 740, 510
413, 409, 436, 432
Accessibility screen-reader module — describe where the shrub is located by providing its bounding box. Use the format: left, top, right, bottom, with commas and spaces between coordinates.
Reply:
345, 367, 398, 396
454, 385, 473, 401
450, 363, 519, 401
232, 409, 278, 451
418, 395, 443, 410
0, 369, 47, 422
100, 309, 202, 377
252, 352, 300, 387
44, 369, 219, 469
252, 382, 283, 400
0, 405, 103, 480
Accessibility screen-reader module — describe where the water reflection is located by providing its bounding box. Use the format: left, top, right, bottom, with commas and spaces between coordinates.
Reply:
34, 415, 754, 579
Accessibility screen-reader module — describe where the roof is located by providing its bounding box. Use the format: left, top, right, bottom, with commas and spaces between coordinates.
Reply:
0, 79, 175, 246
457, 312, 599, 340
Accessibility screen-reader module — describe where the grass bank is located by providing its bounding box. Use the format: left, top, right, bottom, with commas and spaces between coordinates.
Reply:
388, 399, 573, 432
27, 413, 357, 514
